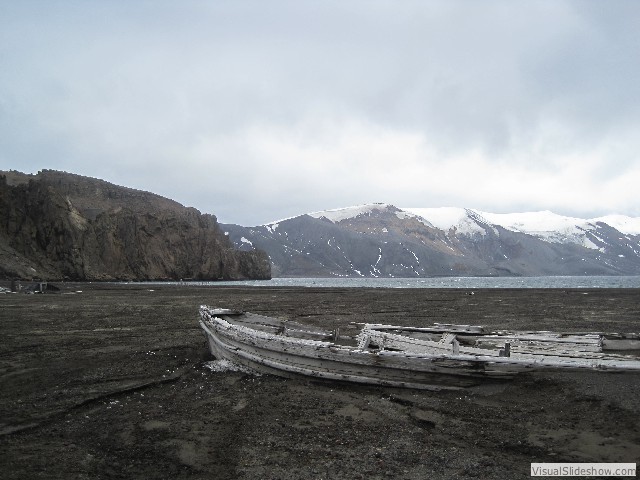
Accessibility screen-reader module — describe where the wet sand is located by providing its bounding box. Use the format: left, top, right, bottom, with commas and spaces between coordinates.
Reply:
1, 283, 639, 479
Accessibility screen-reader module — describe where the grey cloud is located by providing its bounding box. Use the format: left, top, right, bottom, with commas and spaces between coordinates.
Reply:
1, 1, 639, 225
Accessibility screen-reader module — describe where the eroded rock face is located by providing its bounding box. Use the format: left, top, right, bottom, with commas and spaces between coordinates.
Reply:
0, 170, 271, 281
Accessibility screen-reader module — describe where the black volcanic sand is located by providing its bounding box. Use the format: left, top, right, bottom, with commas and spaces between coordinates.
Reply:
1, 284, 639, 479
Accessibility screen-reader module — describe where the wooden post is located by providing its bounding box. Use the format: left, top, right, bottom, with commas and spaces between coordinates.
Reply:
499, 342, 511, 357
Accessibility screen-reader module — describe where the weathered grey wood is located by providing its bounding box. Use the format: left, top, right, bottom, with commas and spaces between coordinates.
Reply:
602, 335, 640, 351
366, 324, 485, 334
199, 306, 640, 390
362, 322, 640, 351
362, 327, 639, 361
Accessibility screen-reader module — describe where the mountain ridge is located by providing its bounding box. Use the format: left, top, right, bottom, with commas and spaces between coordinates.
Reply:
222, 203, 640, 278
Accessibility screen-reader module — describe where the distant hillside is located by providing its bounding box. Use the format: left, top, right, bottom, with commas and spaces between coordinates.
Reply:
222, 203, 640, 278
0, 170, 271, 281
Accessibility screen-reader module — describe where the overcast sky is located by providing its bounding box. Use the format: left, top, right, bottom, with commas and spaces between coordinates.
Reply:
1, 1, 639, 225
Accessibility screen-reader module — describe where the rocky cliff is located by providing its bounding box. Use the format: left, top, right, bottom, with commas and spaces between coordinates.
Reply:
0, 170, 271, 281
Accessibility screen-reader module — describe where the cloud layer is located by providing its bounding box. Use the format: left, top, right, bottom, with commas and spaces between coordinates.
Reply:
1, 1, 639, 225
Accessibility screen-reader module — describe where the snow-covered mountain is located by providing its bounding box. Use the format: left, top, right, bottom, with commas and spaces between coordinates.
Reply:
222, 204, 640, 277
404, 208, 640, 251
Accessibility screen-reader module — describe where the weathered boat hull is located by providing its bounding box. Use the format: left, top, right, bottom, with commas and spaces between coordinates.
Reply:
199, 314, 510, 390
199, 306, 640, 390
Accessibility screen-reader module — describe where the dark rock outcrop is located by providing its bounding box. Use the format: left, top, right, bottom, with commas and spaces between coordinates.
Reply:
0, 170, 271, 281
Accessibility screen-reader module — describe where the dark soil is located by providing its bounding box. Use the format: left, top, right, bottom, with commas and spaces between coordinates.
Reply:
1, 283, 639, 479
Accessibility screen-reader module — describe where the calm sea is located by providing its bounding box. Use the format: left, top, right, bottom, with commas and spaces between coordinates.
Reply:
174, 276, 640, 289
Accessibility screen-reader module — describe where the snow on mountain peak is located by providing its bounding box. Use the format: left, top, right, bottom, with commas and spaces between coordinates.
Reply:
402, 207, 494, 236
479, 210, 588, 233
402, 207, 468, 230
401, 207, 640, 249
478, 210, 598, 248
592, 215, 640, 236
308, 203, 394, 223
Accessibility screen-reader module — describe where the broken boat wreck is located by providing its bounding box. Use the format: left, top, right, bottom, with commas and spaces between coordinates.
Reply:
198, 306, 640, 390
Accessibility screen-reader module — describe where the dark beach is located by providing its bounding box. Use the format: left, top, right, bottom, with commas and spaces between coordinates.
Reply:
1, 283, 639, 479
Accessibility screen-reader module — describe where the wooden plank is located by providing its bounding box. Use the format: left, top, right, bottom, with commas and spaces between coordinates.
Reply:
365, 323, 485, 334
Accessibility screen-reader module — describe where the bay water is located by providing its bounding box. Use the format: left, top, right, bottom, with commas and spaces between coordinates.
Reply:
176, 276, 640, 289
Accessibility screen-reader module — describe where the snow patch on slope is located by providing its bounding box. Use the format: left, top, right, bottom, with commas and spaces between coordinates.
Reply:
480, 211, 589, 235
403, 207, 493, 236
309, 203, 393, 223
592, 215, 640, 236
403, 207, 467, 230
393, 210, 434, 228
479, 210, 598, 247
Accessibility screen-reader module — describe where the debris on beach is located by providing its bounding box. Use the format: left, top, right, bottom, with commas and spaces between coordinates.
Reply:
204, 359, 261, 375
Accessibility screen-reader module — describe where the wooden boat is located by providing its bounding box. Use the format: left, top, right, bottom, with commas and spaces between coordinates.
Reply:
198, 306, 640, 390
